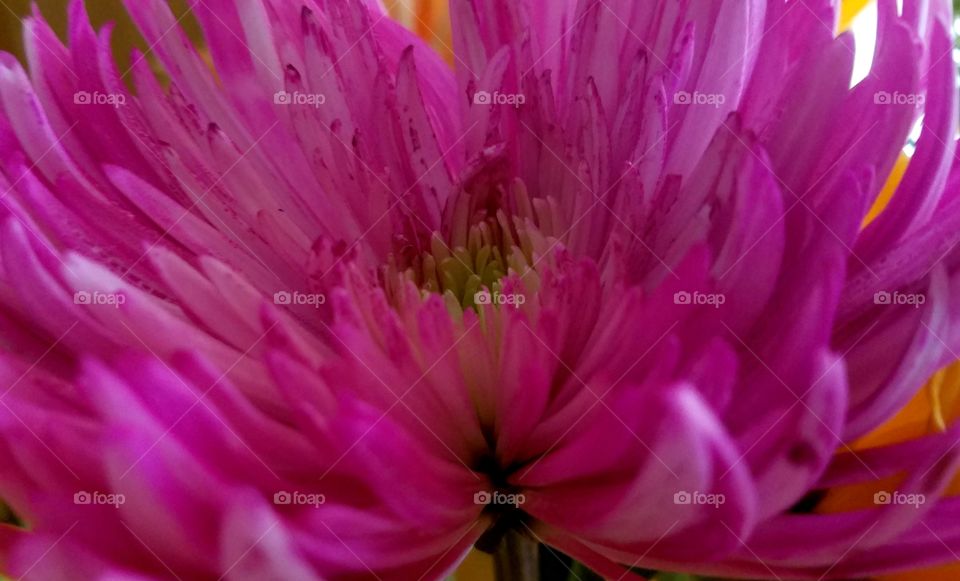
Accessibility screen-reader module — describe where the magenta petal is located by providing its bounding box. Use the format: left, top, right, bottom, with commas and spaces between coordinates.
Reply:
0, 0, 957, 579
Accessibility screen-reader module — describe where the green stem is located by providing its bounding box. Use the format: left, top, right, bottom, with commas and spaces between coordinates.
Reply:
493, 529, 539, 581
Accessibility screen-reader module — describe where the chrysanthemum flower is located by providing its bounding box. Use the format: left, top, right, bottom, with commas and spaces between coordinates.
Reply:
0, 0, 958, 579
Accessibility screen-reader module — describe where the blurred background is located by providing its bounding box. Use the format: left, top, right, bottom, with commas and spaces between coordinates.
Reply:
0, 0, 203, 71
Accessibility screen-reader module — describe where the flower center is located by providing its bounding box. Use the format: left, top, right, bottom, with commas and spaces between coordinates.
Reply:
383, 178, 554, 310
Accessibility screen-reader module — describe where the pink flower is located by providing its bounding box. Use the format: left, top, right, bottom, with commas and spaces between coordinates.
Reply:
0, 0, 958, 579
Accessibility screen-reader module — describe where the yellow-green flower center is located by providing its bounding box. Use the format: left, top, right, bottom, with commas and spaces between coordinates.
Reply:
383, 180, 556, 311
